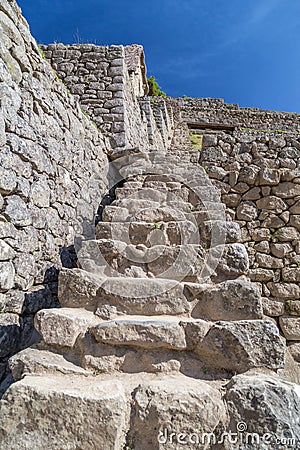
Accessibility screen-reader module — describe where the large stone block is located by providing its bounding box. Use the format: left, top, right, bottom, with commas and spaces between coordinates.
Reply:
279, 316, 300, 340
131, 377, 227, 450
59, 269, 192, 318
96, 277, 191, 318
191, 279, 263, 321
225, 373, 300, 449
0, 375, 128, 450
272, 182, 300, 198
90, 316, 187, 350
34, 308, 97, 348
212, 243, 249, 278
267, 282, 300, 299
9, 348, 90, 380
198, 320, 285, 372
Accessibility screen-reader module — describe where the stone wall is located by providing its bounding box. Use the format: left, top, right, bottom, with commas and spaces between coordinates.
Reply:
172, 101, 300, 351
0, 0, 110, 370
168, 97, 300, 132
42, 44, 174, 156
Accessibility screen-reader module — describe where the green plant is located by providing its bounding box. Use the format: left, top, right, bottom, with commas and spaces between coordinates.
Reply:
80, 108, 98, 129
147, 75, 166, 98
202, 366, 209, 374
269, 229, 283, 239
37, 45, 45, 59
189, 133, 203, 151
152, 222, 161, 230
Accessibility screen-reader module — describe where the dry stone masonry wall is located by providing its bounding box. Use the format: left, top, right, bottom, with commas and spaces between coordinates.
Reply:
0, 0, 109, 372
170, 97, 300, 132
42, 44, 174, 157
168, 98, 300, 357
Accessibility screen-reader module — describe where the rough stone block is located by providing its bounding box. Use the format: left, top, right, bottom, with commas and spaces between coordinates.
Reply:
90, 316, 187, 350
0, 261, 15, 290
191, 279, 263, 321
267, 282, 300, 299
198, 320, 285, 372
34, 308, 97, 348
226, 373, 300, 445
0, 375, 128, 450
131, 377, 227, 450
212, 243, 249, 278
9, 348, 89, 380
272, 182, 300, 198
279, 316, 300, 340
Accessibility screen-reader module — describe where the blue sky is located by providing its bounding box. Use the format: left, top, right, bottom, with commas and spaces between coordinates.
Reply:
18, 0, 300, 113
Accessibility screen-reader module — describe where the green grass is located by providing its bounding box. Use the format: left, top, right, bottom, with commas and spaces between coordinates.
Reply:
189, 133, 203, 151
239, 127, 300, 135
269, 229, 283, 239
37, 45, 46, 59
80, 108, 98, 129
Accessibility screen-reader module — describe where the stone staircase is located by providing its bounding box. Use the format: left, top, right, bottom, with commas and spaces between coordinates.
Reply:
0, 150, 299, 450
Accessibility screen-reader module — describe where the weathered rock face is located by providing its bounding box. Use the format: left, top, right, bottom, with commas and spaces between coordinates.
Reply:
0, 0, 109, 364
131, 377, 227, 450
0, 375, 128, 450
225, 373, 300, 450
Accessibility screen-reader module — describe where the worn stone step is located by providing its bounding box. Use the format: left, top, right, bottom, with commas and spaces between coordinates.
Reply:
77, 239, 207, 280
77, 237, 248, 282
197, 320, 286, 372
90, 315, 193, 350
0, 374, 128, 450
187, 278, 263, 320
77, 239, 248, 282
114, 184, 220, 207
8, 347, 90, 380
78, 318, 285, 375
95, 220, 199, 246
58, 269, 192, 318
34, 307, 99, 348
95, 218, 240, 247
102, 201, 227, 224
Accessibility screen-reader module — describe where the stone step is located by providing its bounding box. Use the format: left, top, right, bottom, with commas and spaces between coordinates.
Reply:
95, 218, 240, 247
33, 306, 281, 376
77, 238, 248, 282
89, 315, 208, 350
77, 239, 207, 281
78, 317, 285, 375
58, 270, 192, 318
102, 201, 226, 224
58, 269, 259, 323
34, 308, 98, 348
114, 184, 220, 206
95, 220, 199, 246
0, 374, 128, 450
8, 347, 90, 381
1, 370, 298, 450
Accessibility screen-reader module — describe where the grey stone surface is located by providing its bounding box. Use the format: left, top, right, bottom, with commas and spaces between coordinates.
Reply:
131, 377, 227, 450
225, 373, 300, 450
0, 375, 128, 450
191, 279, 263, 321
198, 320, 285, 372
